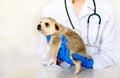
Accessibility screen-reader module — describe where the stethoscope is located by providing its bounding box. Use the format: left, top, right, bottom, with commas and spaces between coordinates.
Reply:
64, 0, 101, 47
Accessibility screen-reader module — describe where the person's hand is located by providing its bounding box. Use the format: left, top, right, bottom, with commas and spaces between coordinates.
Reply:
72, 54, 94, 68
57, 36, 75, 65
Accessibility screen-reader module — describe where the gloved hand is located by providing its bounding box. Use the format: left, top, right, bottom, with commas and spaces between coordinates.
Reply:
57, 36, 75, 66
72, 54, 94, 68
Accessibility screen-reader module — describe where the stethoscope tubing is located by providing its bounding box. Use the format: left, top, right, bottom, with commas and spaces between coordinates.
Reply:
87, 13, 101, 24
64, 0, 75, 29
64, 0, 101, 47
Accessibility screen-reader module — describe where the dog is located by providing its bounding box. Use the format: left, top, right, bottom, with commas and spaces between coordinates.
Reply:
37, 17, 91, 74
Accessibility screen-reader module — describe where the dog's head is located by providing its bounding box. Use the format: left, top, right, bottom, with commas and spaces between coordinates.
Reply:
37, 17, 60, 36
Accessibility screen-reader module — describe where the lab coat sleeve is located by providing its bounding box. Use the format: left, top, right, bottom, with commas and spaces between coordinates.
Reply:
37, 8, 48, 58
92, 5, 119, 69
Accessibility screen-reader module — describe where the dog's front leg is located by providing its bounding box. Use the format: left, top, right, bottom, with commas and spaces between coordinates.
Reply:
41, 43, 51, 61
40, 43, 51, 66
49, 37, 61, 65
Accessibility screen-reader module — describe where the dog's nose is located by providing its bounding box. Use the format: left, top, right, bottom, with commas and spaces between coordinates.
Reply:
37, 24, 41, 30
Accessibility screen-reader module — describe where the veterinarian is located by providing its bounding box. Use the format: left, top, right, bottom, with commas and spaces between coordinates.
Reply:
37, 0, 119, 69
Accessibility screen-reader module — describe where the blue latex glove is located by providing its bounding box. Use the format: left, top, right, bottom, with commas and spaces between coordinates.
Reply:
57, 36, 75, 66
72, 54, 94, 68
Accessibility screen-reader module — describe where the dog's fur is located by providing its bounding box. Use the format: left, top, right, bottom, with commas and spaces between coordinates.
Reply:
37, 17, 91, 74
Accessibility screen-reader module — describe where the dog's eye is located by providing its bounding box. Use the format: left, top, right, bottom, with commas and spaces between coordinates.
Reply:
45, 22, 49, 27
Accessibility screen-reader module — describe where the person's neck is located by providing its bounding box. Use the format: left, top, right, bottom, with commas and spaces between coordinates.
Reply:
72, 0, 85, 15
72, 0, 85, 4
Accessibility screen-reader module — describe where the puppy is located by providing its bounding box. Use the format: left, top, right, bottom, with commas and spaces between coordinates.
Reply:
37, 17, 91, 74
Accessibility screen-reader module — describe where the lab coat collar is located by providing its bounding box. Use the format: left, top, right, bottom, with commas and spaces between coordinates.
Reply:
68, 0, 94, 9
79, 0, 94, 19
66, 0, 94, 30
69, 0, 94, 9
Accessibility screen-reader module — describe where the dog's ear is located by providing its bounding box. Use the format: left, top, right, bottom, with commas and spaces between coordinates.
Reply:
55, 23, 60, 31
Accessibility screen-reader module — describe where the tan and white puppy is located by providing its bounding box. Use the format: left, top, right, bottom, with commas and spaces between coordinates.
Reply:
37, 17, 91, 74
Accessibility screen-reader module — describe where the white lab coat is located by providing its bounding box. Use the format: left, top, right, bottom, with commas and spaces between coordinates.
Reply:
37, 0, 119, 69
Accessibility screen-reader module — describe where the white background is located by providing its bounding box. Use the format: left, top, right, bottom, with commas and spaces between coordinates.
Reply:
0, 0, 120, 77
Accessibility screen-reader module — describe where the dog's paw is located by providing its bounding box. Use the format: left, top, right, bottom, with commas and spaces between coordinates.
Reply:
48, 58, 55, 65
74, 70, 80, 74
